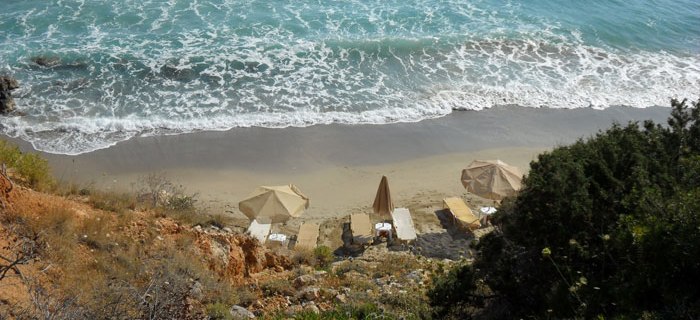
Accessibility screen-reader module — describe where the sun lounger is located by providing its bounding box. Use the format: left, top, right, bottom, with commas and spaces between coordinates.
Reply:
391, 208, 417, 242
350, 213, 373, 245
247, 219, 272, 244
296, 222, 320, 250
443, 197, 481, 230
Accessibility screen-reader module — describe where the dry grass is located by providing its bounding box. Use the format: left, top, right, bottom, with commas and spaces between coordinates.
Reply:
371, 254, 422, 278
261, 278, 296, 297
1, 193, 240, 318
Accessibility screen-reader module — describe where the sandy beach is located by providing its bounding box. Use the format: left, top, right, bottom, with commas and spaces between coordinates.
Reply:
4, 105, 671, 253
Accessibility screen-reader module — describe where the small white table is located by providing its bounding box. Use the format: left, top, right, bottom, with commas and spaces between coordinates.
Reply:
268, 233, 287, 247
374, 222, 393, 238
479, 207, 497, 226
479, 206, 497, 216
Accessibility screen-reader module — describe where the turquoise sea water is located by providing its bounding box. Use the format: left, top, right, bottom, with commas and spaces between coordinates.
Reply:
1, 0, 699, 154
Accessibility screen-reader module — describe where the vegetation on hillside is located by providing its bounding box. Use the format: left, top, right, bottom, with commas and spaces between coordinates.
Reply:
0, 140, 435, 319
429, 98, 700, 319
0, 139, 53, 190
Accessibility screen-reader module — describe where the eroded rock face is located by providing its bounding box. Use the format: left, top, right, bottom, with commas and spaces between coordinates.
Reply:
0, 76, 19, 114
194, 232, 292, 282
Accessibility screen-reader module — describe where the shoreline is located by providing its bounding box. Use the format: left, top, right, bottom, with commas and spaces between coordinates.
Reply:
3, 105, 671, 222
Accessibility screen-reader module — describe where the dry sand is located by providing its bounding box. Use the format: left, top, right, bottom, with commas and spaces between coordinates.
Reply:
5, 105, 671, 258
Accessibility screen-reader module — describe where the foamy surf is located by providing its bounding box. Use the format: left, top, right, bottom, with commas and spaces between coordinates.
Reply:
1, 0, 699, 154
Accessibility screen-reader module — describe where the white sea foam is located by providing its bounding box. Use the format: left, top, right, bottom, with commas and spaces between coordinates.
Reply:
1, 0, 699, 154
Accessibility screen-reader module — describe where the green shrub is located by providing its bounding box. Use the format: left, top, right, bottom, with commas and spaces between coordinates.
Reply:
206, 302, 233, 320
313, 246, 334, 269
166, 193, 198, 211
429, 98, 700, 319
0, 138, 54, 190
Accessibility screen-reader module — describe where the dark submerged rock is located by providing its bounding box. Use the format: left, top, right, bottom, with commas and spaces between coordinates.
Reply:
0, 76, 20, 114
30, 55, 61, 67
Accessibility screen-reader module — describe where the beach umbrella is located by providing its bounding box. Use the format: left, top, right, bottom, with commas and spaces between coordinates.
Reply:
461, 160, 523, 200
238, 185, 309, 224
372, 175, 394, 216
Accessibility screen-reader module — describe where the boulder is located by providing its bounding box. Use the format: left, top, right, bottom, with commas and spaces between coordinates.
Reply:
320, 288, 338, 299
335, 294, 347, 304
189, 281, 203, 300
314, 270, 328, 277
0, 76, 19, 114
303, 302, 320, 314
293, 274, 317, 288
297, 287, 320, 301
229, 305, 255, 319
285, 305, 303, 316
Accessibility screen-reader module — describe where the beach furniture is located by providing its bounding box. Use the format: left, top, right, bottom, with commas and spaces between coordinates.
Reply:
239, 184, 309, 224
443, 197, 481, 230
374, 222, 393, 239
296, 222, 320, 250
350, 213, 373, 245
479, 206, 498, 226
373, 176, 394, 216
247, 219, 272, 244
461, 160, 523, 201
267, 233, 288, 249
391, 208, 417, 242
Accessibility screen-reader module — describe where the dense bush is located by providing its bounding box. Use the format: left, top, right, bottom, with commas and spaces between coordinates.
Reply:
429, 98, 700, 319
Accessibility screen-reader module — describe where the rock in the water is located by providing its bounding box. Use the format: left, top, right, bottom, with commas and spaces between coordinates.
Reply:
30, 56, 61, 67
0, 76, 19, 114
229, 305, 255, 319
0, 77, 18, 91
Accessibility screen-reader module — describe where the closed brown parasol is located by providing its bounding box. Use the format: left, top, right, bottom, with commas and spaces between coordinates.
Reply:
372, 176, 394, 216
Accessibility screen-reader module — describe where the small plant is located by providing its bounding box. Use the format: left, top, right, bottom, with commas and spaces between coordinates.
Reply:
0, 138, 54, 190
372, 254, 421, 278
334, 261, 368, 277
379, 292, 432, 319
261, 279, 296, 297
235, 287, 257, 307
292, 248, 316, 266
313, 246, 334, 269
206, 302, 233, 320
166, 192, 198, 211
88, 190, 134, 214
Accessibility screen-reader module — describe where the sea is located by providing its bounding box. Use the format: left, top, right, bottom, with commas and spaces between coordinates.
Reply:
1, 0, 699, 155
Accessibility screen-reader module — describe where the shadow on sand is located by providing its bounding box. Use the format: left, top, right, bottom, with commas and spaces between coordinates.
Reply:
333, 209, 474, 260
411, 209, 473, 260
